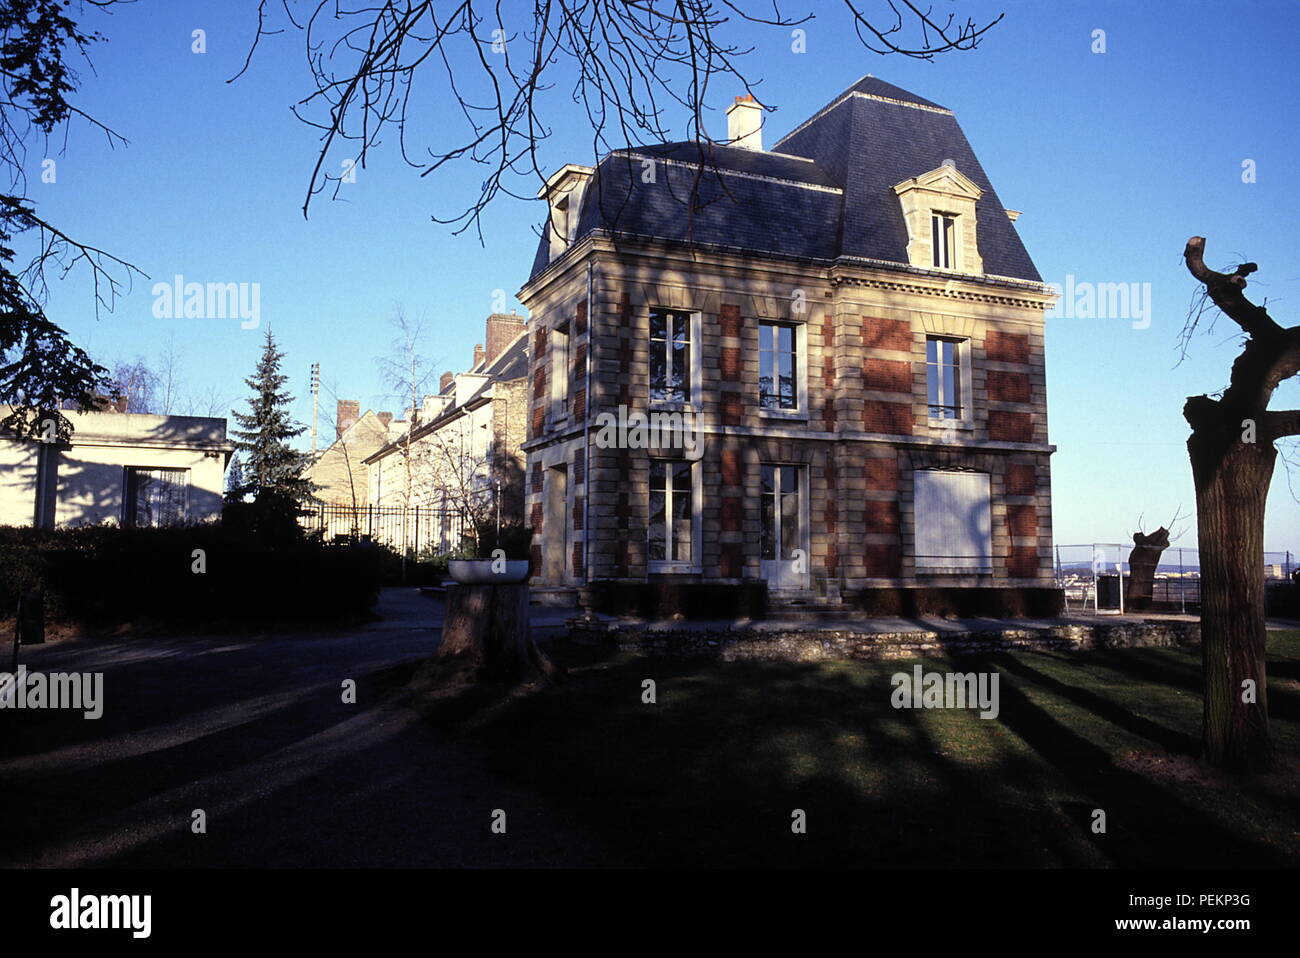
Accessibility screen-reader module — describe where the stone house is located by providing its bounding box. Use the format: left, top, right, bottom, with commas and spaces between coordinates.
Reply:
365, 313, 529, 551
519, 77, 1058, 610
306, 402, 394, 508
0, 405, 232, 528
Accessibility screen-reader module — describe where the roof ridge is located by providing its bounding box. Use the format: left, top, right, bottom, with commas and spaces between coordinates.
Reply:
772, 80, 952, 150
611, 149, 842, 194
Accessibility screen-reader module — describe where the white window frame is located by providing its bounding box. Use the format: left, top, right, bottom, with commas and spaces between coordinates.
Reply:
926, 335, 973, 430
913, 469, 992, 574
647, 457, 702, 574
648, 306, 702, 410
758, 320, 807, 420
759, 463, 810, 590
931, 212, 958, 271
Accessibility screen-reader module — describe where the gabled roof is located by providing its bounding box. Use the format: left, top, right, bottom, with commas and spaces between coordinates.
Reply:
363, 329, 528, 464
528, 76, 1039, 284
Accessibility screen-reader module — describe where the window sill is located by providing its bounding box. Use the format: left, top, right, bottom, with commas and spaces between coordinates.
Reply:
648, 563, 701, 575
760, 408, 807, 422
927, 418, 974, 431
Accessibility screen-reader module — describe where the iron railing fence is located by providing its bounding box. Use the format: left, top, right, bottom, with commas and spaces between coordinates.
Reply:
1053, 543, 1293, 613
301, 503, 470, 557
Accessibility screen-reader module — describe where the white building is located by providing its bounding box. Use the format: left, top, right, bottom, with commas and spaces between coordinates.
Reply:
365, 314, 528, 553
0, 406, 232, 528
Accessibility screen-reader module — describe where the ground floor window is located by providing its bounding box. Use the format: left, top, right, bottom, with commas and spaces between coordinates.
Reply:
760, 463, 806, 590
913, 469, 991, 573
648, 459, 695, 569
760, 464, 801, 560
124, 467, 189, 527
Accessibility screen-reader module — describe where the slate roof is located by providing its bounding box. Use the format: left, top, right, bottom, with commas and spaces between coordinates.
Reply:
364, 329, 528, 463
528, 76, 1039, 284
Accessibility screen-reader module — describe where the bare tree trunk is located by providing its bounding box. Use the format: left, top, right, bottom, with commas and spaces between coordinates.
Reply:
1187, 418, 1275, 772
1179, 236, 1300, 773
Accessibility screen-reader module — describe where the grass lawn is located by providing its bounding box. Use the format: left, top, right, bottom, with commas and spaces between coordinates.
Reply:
412, 630, 1300, 868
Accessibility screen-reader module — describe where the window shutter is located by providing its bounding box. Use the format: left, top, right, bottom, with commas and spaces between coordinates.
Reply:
914, 470, 991, 572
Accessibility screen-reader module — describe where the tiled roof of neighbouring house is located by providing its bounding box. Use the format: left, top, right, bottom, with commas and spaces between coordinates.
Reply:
528, 76, 1040, 284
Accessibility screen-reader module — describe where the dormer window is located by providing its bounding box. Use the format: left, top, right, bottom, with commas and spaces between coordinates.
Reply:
540, 164, 594, 265
549, 195, 571, 260
893, 164, 983, 275
931, 213, 957, 269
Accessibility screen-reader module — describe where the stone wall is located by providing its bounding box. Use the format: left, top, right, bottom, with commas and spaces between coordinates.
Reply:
571, 618, 1202, 663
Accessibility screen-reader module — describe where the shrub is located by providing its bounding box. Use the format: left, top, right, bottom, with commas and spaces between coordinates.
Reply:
472, 521, 533, 560
0, 523, 383, 630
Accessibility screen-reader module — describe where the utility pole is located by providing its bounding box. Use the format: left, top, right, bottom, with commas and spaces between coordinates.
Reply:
310, 362, 320, 456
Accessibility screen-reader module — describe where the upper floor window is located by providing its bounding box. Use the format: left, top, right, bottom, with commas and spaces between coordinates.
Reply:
550, 322, 570, 423
931, 213, 957, 269
650, 307, 693, 404
759, 321, 799, 411
926, 335, 965, 421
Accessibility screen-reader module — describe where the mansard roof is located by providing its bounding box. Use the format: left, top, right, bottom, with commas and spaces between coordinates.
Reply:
528, 76, 1040, 284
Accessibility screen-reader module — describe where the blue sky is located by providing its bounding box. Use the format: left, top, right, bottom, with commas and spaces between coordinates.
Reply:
28, 0, 1300, 553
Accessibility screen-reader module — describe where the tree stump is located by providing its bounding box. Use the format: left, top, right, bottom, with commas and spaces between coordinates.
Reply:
1125, 527, 1170, 611
438, 583, 553, 682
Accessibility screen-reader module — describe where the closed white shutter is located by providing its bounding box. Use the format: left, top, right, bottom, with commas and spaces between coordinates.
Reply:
914, 470, 991, 573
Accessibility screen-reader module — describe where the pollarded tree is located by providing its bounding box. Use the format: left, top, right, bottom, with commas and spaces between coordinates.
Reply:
230, 329, 314, 507
1181, 236, 1300, 772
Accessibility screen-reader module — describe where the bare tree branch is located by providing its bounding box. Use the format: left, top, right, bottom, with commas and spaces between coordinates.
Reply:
237, 1, 1000, 238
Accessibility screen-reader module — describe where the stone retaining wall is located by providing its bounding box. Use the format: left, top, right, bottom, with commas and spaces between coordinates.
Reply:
569, 619, 1201, 662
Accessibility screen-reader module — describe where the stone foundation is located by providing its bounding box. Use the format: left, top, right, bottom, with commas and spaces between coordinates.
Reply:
569, 618, 1201, 662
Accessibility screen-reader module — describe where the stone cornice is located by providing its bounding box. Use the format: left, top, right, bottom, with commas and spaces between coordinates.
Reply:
520, 232, 1057, 311
830, 264, 1056, 310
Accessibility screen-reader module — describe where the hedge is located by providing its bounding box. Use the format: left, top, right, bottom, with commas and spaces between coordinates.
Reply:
0, 524, 384, 630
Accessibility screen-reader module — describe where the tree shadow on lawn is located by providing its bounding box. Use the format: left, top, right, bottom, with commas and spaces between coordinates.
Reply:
408, 641, 1295, 868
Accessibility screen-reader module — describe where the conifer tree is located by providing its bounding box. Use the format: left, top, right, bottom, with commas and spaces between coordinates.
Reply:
224, 452, 246, 502
230, 330, 313, 505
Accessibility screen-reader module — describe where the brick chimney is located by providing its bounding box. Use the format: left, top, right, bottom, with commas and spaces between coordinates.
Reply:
376, 411, 392, 428
726, 94, 763, 151
473, 343, 486, 369
439, 371, 454, 393
485, 312, 526, 365
336, 399, 360, 438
